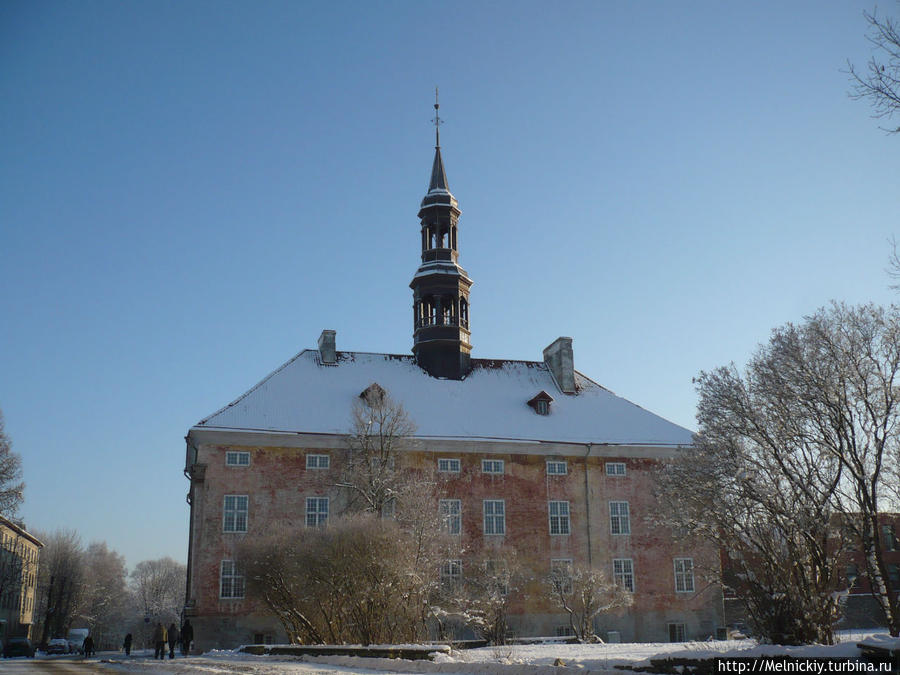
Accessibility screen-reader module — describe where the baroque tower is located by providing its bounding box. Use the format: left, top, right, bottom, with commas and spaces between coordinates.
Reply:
410, 93, 473, 379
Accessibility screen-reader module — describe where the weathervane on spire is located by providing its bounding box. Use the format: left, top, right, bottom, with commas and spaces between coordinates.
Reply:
431, 87, 443, 148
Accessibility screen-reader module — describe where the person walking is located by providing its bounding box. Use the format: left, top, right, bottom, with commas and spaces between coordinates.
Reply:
82, 635, 94, 658
123, 633, 132, 656
152, 622, 168, 659
167, 622, 179, 659
180, 619, 193, 656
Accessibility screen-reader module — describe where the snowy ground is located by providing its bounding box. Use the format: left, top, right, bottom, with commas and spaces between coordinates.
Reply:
57, 631, 895, 675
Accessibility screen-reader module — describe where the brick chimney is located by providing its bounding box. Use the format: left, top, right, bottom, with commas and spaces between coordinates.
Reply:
543, 337, 575, 394
317, 330, 336, 365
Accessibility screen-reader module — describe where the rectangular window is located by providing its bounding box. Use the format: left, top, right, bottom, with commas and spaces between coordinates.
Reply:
438, 458, 461, 473
441, 559, 462, 588
546, 460, 567, 475
613, 558, 634, 592
674, 558, 695, 593
483, 499, 505, 535
555, 625, 575, 637
439, 499, 461, 535
550, 558, 573, 594
887, 563, 899, 586
306, 497, 329, 527
225, 451, 250, 467
605, 462, 626, 476
481, 459, 504, 474
223, 495, 248, 532
668, 623, 686, 642
306, 454, 330, 470
883, 524, 896, 551
549, 500, 571, 535
220, 560, 245, 599
485, 559, 509, 595
609, 501, 631, 535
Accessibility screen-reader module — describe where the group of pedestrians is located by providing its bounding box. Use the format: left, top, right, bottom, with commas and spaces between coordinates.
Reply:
67, 620, 195, 660
150, 620, 194, 659
118, 619, 194, 659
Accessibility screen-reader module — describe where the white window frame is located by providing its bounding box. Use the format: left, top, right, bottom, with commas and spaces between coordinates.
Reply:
306, 454, 330, 470
223, 495, 248, 533
605, 462, 626, 476
609, 500, 631, 535
546, 460, 567, 476
613, 558, 635, 592
481, 459, 504, 475
306, 497, 329, 527
483, 499, 506, 535
674, 558, 695, 593
220, 560, 245, 599
441, 559, 462, 588
438, 457, 461, 473
668, 622, 686, 642
548, 500, 571, 535
225, 451, 250, 467
484, 559, 509, 596
439, 499, 461, 535
550, 558, 573, 594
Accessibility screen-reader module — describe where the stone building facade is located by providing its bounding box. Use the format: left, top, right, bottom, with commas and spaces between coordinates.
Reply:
183, 105, 724, 650
0, 515, 42, 640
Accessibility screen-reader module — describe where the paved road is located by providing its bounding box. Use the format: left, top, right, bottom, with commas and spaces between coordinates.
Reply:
0, 657, 112, 673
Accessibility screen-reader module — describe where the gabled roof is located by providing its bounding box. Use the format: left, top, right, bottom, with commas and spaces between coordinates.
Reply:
193, 350, 694, 447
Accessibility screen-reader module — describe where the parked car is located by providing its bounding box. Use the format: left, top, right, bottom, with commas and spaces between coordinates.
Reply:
2, 637, 36, 658
45, 638, 70, 655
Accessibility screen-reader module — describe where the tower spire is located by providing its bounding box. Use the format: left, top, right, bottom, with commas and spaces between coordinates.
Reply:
432, 87, 442, 148
411, 92, 473, 380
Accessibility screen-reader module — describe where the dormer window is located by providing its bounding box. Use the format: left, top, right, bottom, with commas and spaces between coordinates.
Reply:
527, 391, 554, 416
360, 382, 386, 405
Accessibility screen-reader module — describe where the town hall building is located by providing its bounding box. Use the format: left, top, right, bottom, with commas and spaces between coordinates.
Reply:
183, 102, 724, 650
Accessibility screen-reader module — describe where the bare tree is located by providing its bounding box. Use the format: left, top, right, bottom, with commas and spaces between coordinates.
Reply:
336, 384, 416, 517
33, 529, 85, 647
454, 551, 526, 645
0, 410, 24, 518
659, 303, 900, 641
129, 557, 186, 626
848, 6, 900, 133
239, 513, 443, 645
546, 562, 632, 643
80, 542, 129, 649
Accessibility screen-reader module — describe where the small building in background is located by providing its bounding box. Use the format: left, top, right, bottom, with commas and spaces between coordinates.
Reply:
0, 515, 42, 641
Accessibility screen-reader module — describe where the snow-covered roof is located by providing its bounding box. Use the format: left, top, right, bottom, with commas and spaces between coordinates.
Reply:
193, 350, 694, 447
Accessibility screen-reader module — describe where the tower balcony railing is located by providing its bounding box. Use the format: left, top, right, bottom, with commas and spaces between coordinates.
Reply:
416, 317, 469, 330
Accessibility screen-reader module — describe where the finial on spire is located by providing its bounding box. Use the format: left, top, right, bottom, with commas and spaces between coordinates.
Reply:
431, 86, 443, 148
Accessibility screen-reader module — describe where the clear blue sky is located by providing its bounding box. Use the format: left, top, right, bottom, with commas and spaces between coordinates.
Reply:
2, 1, 898, 570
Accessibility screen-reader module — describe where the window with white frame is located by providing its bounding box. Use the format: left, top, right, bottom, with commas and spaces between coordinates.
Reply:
226, 451, 250, 467
483, 499, 505, 535
306, 454, 330, 469
674, 558, 695, 593
306, 497, 329, 527
220, 560, 245, 599
223, 495, 248, 532
484, 559, 509, 596
441, 559, 462, 588
609, 501, 631, 535
481, 459, 504, 475
548, 500, 570, 535
546, 460, 567, 475
613, 558, 634, 592
668, 623, 686, 642
438, 458, 461, 473
439, 499, 461, 535
605, 462, 626, 476
550, 558, 573, 594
